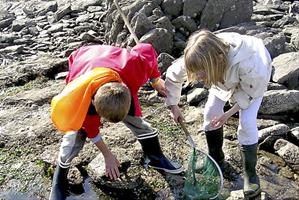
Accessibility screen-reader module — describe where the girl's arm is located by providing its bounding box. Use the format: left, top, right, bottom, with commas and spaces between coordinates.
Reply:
211, 103, 240, 128
165, 57, 187, 106
165, 57, 187, 123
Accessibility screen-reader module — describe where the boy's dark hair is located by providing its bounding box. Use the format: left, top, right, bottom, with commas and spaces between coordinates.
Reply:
93, 82, 131, 122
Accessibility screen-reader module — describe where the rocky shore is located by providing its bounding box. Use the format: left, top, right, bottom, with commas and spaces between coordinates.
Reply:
0, 0, 299, 199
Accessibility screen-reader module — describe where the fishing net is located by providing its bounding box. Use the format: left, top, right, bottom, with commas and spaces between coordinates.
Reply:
184, 148, 223, 200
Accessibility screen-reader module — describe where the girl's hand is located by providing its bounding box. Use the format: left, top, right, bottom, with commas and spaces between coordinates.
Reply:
211, 113, 229, 128
211, 103, 240, 128
152, 78, 167, 97
104, 152, 120, 180
169, 105, 184, 123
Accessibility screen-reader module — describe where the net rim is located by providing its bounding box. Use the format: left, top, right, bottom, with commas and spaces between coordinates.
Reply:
202, 150, 224, 199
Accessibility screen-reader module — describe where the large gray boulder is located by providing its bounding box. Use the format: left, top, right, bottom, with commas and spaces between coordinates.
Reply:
200, 0, 253, 31
272, 52, 299, 89
274, 139, 299, 173
259, 89, 299, 114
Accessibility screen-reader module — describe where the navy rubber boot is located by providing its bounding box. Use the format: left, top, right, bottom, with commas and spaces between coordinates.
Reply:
49, 166, 69, 200
139, 136, 183, 174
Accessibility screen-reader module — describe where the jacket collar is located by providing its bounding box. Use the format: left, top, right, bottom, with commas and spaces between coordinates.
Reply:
218, 32, 255, 66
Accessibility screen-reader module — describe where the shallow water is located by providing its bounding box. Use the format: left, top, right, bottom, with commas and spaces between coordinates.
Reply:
66, 177, 99, 200
0, 177, 99, 200
0, 190, 39, 200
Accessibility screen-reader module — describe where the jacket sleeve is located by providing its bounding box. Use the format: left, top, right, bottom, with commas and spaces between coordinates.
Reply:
82, 114, 101, 139
165, 57, 187, 106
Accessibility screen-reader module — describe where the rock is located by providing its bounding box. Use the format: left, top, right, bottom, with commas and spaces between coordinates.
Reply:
272, 15, 296, 28
263, 32, 287, 58
79, 31, 98, 42
54, 4, 72, 22
71, 0, 103, 11
258, 124, 290, 142
157, 53, 175, 75
47, 23, 64, 33
267, 82, 287, 90
290, 31, 299, 50
87, 155, 143, 198
139, 28, 173, 54
272, 52, 299, 89
38, 1, 58, 16
154, 16, 174, 33
291, 127, 299, 140
259, 89, 299, 115
0, 45, 24, 54
0, 12, 15, 29
68, 167, 83, 185
186, 88, 208, 106
200, 0, 252, 31
87, 153, 106, 178
75, 13, 93, 24
131, 11, 154, 38
172, 16, 197, 35
274, 139, 299, 173
228, 190, 245, 200
11, 19, 26, 32
183, 0, 206, 18
161, 0, 183, 18
289, 1, 299, 14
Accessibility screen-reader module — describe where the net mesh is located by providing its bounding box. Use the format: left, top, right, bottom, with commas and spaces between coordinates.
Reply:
184, 148, 222, 200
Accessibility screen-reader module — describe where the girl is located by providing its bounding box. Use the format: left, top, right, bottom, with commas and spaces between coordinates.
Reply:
165, 30, 272, 198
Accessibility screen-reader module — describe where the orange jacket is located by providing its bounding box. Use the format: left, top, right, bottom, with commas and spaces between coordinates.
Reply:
51, 68, 122, 133
66, 43, 160, 117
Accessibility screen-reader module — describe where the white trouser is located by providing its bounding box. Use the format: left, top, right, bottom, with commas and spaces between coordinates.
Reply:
203, 93, 262, 145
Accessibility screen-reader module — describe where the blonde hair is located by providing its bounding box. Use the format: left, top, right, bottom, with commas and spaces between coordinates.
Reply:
184, 29, 229, 86
93, 82, 131, 123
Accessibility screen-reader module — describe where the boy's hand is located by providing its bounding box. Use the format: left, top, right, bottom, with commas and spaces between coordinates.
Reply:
104, 152, 120, 180
94, 139, 121, 180
152, 78, 167, 97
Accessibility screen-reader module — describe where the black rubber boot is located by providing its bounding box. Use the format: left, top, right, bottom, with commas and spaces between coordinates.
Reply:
49, 165, 69, 200
138, 136, 183, 174
205, 127, 225, 166
240, 143, 261, 199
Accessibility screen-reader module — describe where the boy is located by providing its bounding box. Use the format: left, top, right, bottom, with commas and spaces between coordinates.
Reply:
49, 43, 183, 199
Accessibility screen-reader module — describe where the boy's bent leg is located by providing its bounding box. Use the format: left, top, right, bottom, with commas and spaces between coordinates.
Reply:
123, 115, 183, 174
49, 130, 87, 200
49, 166, 69, 200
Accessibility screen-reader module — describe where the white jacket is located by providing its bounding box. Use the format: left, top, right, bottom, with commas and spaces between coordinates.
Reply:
165, 32, 272, 109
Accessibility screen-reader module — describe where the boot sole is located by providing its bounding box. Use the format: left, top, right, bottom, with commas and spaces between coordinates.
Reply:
149, 165, 184, 174
244, 188, 261, 199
